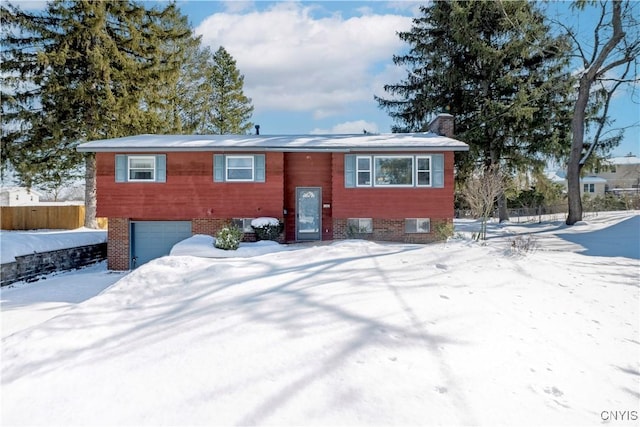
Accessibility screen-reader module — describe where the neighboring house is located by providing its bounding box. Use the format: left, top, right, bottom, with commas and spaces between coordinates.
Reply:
77, 114, 469, 270
0, 187, 41, 206
597, 155, 640, 192
548, 154, 640, 197
546, 171, 607, 197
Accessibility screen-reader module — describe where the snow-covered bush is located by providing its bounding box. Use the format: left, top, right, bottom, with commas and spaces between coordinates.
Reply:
509, 234, 537, 254
215, 225, 244, 250
251, 217, 282, 241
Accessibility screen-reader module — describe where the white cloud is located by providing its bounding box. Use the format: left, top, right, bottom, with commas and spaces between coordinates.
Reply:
194, 3, 412, 118
221, 0, 255, 13
310, 120, 379, 134
12, 1, 48, 11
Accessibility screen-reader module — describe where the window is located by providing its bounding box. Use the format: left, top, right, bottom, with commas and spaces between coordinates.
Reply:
357, 157, 371, 186
345, 154, 443, 188
232, 218, 255, 232
214, 154, 265, 183
416, 156, 431, 186
375, 156, 413, 186
226, 156, 254, 181
347, 218, 373, 233
115, 155, 166, 183
128, 156, 155, 181
584, 183, 595, 193
405, 218, 430, 233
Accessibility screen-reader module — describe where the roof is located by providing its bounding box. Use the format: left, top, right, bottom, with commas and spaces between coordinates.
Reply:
76, 133, 469, 153
545, 171, 607, 183
0, 186, 42, 196
606, 156, 640, 166
581, 175, 607, 183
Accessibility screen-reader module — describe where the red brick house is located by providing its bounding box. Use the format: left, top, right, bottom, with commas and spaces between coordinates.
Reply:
77, 114, 468, 270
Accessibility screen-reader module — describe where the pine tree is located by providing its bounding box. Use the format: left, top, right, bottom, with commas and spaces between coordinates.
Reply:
375, 0, 574, 221
206, 46, 254, 135
1, 1, 192, 226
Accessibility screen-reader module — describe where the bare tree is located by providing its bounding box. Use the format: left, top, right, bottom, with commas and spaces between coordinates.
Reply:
563, 0, 640, 225
461, 166, 505, 241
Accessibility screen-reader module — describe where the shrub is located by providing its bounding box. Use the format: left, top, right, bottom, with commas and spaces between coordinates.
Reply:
509, 234, 537, 254
251, 217, 282, 241
434, 221, 455, 241
215, 224, 244, 250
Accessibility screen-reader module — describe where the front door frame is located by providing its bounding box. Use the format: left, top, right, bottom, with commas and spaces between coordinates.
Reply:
295, 187, 322, 241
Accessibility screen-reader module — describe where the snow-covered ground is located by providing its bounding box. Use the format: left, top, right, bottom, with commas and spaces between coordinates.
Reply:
1, 212, 639, 426
0, 228, 106, 264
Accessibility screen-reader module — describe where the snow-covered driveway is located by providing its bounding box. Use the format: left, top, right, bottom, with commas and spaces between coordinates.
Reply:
1, 213, 639, 425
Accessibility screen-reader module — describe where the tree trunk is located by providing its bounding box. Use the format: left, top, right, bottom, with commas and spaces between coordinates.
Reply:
566, 76, 591, 225
497, 192, 509, 223
84, 154, 98, 228
489, 144, 509, 222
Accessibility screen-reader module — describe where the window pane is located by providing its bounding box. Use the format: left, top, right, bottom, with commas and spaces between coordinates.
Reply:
357, 158, 370, 169
129, 158, 154, 169
228, 169, 253, 180
417, 158, 429, 170
375, 157, 412, 185
130, 170, 153, 180
228, 157, 253, 168
417, 171, 430, 186
357, 172, 371, 186
405, 218, 430, 233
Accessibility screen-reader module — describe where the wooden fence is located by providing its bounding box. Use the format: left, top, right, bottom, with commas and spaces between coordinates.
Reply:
1, 206, 107, 230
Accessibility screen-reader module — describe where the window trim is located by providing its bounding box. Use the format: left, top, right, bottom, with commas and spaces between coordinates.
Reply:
347, 218, 373, 233
373, 155, 414, 187
128, 156, 156, 182
356, 156, 372, 187
415, 156, 432, 187
405, 218, 431, 233
226, 155, 255, 182
232, 218, 255, 233
116, 154, 166, 183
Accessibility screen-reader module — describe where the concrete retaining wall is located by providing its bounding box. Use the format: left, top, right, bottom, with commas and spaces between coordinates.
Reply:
0, 243, 107, 287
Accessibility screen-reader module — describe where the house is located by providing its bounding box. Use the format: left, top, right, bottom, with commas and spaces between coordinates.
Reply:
597, 155, 640, 193
546, 171, 607, 197
548, 154, 640, 197
0, 187, 41, 206
77, 114, 469, 270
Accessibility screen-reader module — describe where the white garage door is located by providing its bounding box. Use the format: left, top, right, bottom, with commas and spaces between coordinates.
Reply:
131, 221, 192, 268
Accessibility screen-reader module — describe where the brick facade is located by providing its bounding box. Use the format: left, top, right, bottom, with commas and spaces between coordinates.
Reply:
107, 218, 130, 270
333, 218, 450, 244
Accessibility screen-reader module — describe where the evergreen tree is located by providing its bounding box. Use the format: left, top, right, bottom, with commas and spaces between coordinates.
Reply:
207, 46, 254, 135
1, 1, 192, 226
375, 0, 574, 221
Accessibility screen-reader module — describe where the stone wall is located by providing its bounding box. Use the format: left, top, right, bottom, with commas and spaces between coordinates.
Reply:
0, 243, 107, 287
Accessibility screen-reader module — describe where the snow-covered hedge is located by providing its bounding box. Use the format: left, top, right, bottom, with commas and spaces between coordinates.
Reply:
215, 225, 244, 250
251, 217, 282, 241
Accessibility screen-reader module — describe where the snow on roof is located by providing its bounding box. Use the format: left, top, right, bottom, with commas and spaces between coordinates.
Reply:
545, 171, 607, 183
0, 186, 43, 196
76, 133, 469, 153
581, 175, 607, 183
606, 156, 640, 166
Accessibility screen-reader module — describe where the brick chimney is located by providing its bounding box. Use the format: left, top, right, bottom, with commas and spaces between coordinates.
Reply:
428, 113, 454, 137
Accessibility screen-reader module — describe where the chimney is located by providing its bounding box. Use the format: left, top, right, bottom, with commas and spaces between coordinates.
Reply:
428, 113, 454, 137
255, 125, 260, 135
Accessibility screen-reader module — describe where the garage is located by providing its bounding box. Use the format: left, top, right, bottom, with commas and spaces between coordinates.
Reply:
131, 221, 192, 268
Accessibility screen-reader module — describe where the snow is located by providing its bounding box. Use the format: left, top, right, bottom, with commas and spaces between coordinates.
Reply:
0, 228, 107, 263
2, 211, 639, 425
76, 132, 470, 153
170, 234, 289, 258
251, 216, 280, 228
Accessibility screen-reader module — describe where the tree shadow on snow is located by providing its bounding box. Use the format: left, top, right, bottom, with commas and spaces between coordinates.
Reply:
554, 215, 640, 259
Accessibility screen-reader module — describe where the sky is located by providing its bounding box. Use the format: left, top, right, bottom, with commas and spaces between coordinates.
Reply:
14, 0, 640, 158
